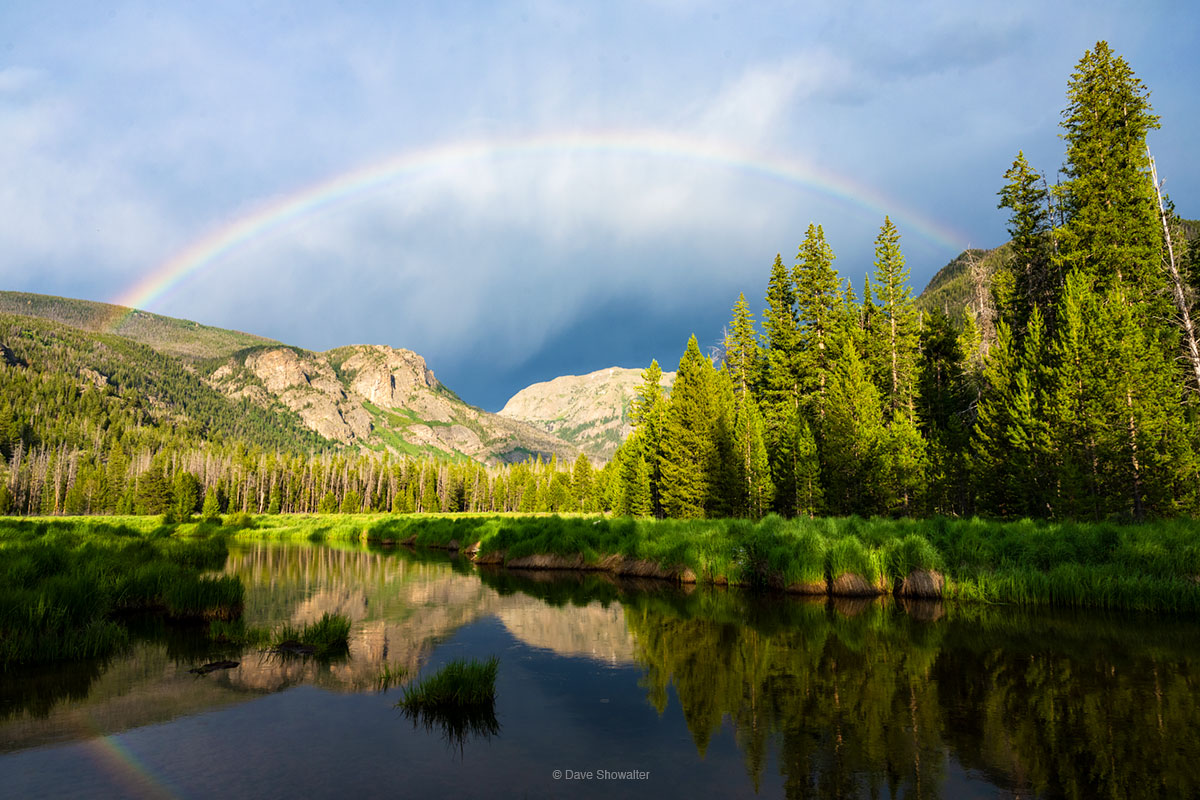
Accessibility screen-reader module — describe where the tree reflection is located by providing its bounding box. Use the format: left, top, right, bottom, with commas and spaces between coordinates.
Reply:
625, 593, 1200, 799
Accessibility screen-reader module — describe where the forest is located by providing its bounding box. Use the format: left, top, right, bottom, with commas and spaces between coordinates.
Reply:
1, 42, 1198, 524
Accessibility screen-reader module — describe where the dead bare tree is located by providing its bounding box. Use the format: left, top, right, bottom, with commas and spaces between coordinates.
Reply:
968, 249, 995, 360
1147, 147, 1200, 395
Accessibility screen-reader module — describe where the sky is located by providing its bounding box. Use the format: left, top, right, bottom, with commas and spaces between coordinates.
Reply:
2, 1, 1198, 410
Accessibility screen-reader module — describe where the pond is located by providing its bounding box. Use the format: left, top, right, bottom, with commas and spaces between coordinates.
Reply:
2, 540, 1199, 798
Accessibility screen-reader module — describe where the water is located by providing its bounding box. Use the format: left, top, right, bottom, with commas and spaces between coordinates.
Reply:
2, 541, 1199, 798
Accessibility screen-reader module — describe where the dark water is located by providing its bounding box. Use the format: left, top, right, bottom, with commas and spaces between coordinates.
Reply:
2, 541, 1199, 799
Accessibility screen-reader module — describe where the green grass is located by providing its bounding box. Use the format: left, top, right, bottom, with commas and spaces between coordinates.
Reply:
376, 663, 408, 692
14, 512, 1200, 616
0, 517, 244, 668
398, 656, 500, 712
272, 612, 351, 658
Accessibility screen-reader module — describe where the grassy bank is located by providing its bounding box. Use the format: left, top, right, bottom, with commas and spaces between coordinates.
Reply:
5, 511, 1199, 647
0, 517, 242, 668
227, 511, 1200, 613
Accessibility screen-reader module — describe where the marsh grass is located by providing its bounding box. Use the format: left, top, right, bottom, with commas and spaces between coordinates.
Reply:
397, 656, 501, 750
19, 512, 1200, 617
207, 618, 271, 647
0, 517, 242, 668
376, 663, 407, 692
272, 612, 351, 658
398, 656, 500, 713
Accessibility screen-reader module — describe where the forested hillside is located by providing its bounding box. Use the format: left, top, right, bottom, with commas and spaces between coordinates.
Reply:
0, 291, 278, 360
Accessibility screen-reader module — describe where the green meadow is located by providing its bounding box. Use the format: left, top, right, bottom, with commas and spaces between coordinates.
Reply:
226, 511, 1200, 612
3, 511, 1199, 669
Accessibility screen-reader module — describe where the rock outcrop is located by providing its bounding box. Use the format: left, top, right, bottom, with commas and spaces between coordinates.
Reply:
498, 366, 675, 462
206, 344, 576, 464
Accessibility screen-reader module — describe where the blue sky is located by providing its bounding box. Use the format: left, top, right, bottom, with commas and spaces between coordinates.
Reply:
3, 1, 1198, 409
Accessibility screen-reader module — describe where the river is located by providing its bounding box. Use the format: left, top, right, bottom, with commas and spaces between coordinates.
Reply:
2, 540, 1198, 798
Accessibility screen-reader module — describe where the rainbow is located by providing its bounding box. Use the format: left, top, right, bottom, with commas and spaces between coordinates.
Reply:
108, 129, 969, 324
81, 732, 181, 799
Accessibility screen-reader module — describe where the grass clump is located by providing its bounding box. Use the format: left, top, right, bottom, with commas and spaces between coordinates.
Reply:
886, 534, 944, 579
273, 612, 351, 658
376, 663, 408, 692
398, 656, 499, 713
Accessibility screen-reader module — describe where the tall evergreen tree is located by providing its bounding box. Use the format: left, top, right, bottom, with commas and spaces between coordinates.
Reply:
724, 294, 761, 399
870, 217, 920, 421
1057, 41, 1163, 300
732, 393, 774, 518
793, 223, 841, 417
629, 359, 669, 515
773, 404, 821, 517
972, 311, 1054, 518
660, 336, 718, 519
917, 310, 971, 515
705, 367, 739, 518
760, 254, 800, 428
998, 151, 1057, 339
821, 339, 885, 515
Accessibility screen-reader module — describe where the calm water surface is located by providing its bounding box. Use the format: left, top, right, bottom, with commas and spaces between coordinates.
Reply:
2, 541, 1199, 798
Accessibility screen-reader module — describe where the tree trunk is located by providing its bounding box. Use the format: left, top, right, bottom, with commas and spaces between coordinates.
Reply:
1148, 148, 1200, 394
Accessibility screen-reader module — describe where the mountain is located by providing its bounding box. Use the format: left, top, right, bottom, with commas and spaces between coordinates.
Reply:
914, 218, 1199, 321
0, 291, 277, 360
499, 366, 674, 462
206, 342, 575, 463
914, 244, 1009, 320
0, 291, 574, 464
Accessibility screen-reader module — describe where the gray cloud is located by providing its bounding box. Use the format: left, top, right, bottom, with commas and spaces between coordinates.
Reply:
3, 1, 1198, 407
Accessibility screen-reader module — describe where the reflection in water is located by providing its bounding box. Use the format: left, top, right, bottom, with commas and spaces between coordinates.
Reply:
399, 703, 501, 756
1, 541, 1198, 799
479, 566, 1200, 800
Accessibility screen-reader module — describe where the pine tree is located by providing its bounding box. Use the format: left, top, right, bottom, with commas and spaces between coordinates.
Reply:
614, 433, 652, 517
870, 217, 920, 421
772, 404, 820, 517
173, 470, 201, 521
724, 294, 761, 398
202, 487, 222, 522
998, 151, 1056, 339
761, 254, 800, 430
917, 310, 971, 515
821, 339, 885, 515
571, 453, 593, 510
732, 391, 773, 518
629, 359, 669, 515
793, 223, 842, 417
1057, 41, 1163, 300
705, 367, 739, 518
660, 336, 718, 519
971, 312, 1053, 518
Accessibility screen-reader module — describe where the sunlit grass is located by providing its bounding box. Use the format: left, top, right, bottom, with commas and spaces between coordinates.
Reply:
272, 612, 351, 658
0, 517, 242, 668
398, 656, 499, 712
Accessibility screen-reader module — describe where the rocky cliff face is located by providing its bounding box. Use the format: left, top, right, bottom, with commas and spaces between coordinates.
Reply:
206, 344, 576, 464
498, 366, 675, 462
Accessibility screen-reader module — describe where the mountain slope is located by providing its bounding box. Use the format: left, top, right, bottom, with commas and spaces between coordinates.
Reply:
1, 291, 574, 464
0, 291, 278, 360
207, 342, 576, 463
915, 218, 1198, 320
0, 313, 327, 454
499, 366, 675, 462
914, 245, 1009, 320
